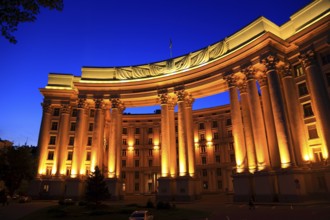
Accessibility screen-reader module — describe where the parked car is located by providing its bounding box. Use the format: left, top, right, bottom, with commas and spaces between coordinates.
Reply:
18, 196, 31, 203
129, 210, 154, 220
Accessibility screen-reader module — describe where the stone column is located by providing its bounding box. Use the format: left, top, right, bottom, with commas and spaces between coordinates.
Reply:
300, 49, 330, 160
168, 99, 177, 177
103, 105, 111, 174
56, 104, 71, 176
261, 55, 293, 168
158, 91, 170, 177
116, 102, 125, 178
176, 88, 188, 176
91, 98, 105, 171
257, 75, 281, 169
37, 101, 52, 176
226, 76, 247, 173
280, 65, 309, 165
185, 94, 195, 177
72, 98, 88, 177
245, 67, 270, 170
237, 82, 257, 173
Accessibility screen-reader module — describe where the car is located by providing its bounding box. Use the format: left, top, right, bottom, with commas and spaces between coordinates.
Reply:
129, 210, 154, 220
18, 196, 31, 203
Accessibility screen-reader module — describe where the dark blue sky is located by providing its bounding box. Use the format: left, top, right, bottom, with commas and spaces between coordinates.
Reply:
0, 0, 312, 146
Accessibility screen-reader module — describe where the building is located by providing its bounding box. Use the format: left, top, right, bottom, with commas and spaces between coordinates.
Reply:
30, 0, 330, 202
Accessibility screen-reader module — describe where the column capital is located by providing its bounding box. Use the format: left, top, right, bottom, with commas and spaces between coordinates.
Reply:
94, 98, 105, 109
41, 101, 52, 114
61, 104, 71, 114
77, 98, 89, 109
257, 75, 268, 87
224, 75, 236, 88
174, 89, 186, 102
237, 82, 248, 94
299, 49, 317, 68
184, 94, 194, 107
158, 92, 169, 105
261, 54, 279, 72
110, 98, 125, 112
279, 63, 293, 78
242, 66, 256, 80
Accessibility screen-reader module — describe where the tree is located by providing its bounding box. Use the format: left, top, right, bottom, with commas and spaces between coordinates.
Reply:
85, 166, 110, 204
0, 0, 64, 44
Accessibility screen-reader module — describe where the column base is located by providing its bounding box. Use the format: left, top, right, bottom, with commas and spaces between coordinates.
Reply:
105, 178, 123, 200
175, 176, 201, 201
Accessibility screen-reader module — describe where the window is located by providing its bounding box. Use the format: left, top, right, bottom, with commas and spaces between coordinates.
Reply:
135, 160, 139, 167
88, 123, 94, 131
71, 109, 77, 117
47, 151, 54, 160
175, 125, 178, 132
135, 128, 140, 134
227, 130, 232, 137
203, 181, 208, 189
294, 64, 304, 77
148, 128, 153, 134
122, 160, 126, 167
148, 149, 153, 156
122, 149, 127, 156
202, 169, 207, 177
89, 109, 95, 117
148, 138, 153, 145
213, 132, 219, 140
66, 167, 71, 176
53, 108, 60, 116
303, 103, 314, 118
229, 142, 234, 151
86, 152, 91, 161
212, 121, 218, 128
200, 134, 205, 141
67, 152, 73, 160
135, 171, 139, 179
217, 181, 222, 190
46, 167, 52, 176
308, 125, 319, 139
134, 149, 139, 156
135, 139, 140, 145
215, 155, 221, 163
43, 184, 49, 192
320, 52, 330, 65
201, 146, 206, 154
135, 183, 139, 191
121, 172, 126, 179
69, 136, 74, 146
202, 156, 207, 165
148, 160, 153, 167
298, 83, 309, 97
87, 137, 93, 146
49, 136, 56, 145
123, 128, 127, 134
214, 144, 220, 152
51, 122, 58, 130
122, 139, 127, 145
216, 168, 222, 176
86, 166, 90, 176
199, 123, 205, 130
230, 154, 235, 163
226, 118, 232, 126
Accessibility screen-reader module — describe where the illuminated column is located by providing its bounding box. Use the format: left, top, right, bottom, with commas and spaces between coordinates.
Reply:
37, 101, 52, 176
226, 76, 247, 173
176, 88, 188, 176
245, 67, 270, 170
300, 49, 330, 160
153, 125, 161, 166
237, 82, 257, 172
56, 104, 71, 176
116, 102, 125, 178
72, 98, 88, 177
158, 91, 170, 177
103, 105, 111, 173
185, 94, 195, 177
261, 55, 293, 168
168, 99, 177, 177
280, 65, 309, 165
257, 75, 281, 169
91, 98, 105, 171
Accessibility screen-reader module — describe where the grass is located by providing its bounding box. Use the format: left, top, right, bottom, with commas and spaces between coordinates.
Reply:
20, 202, 209, 220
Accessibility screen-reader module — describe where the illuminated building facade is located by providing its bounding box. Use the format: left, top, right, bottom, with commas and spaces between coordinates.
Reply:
31, 0, 330, 202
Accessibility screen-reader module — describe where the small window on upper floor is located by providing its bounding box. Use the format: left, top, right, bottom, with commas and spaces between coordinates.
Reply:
53, 108, 60, 116
71, 109, 77, 117
49, 136, 56, 145
123, 127, 127, 134
135, 128, 140, 134
199, 123, 205, 130
298, 82, 309, 97
294, 64, 304, 77
212, 121, 218, 128
89, 109, 95, 117
308, 125, 319, 139
226, 118, 232, 126
51, 122, 58, 131
320, 52, 330, 66
303, 103, 314, 118
70, 122, 76, 131
148, 127, 153, 134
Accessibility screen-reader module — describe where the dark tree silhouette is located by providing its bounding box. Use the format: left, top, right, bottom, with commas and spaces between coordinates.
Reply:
0, 0, 64, 43
85, 166, 110, 204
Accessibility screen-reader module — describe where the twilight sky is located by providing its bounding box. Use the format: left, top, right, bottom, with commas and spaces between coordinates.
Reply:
0, 0, 312, 146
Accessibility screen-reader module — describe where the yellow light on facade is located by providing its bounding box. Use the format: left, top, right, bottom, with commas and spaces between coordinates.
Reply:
303, 154, 310, 161
153, 145, 159, 150
128, 145, 134, 151
206, 141, 213, 147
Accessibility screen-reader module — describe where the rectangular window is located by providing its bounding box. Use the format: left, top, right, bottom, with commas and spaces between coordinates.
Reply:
308, 125, 319, 139
87, 137, 93, 146
135, 183, 139, 191
227, 130, 232, 137
70, 122, 76, 131
69, 136, 74, 146
213, 132, 219, 140
135, 160, 139, 167
200, 134, 205, 141
218, 181, 222, 190
47, 151, 54, 160
122, 160, 126, 167
122, 149, 127, 156
86, 152, 91, 161
202, 156, 207, 164
303, 103, 314, 118
71, 109, 77, 117
148, 138, 153, 145
226, 118, 232, 126
67, 151, 73, 160
148, 127, 153, 134
53, 108, 60, 116
217, 168, 222, 176
148, 149, 153, 156
46, 167, 52, 176
134, 149, 139, 156
49, 136, 56, 145
88, 123, 94, 131
122, 139, 127, 145
215, 155, 220, 163
212, 121, 218, 128
148, 159, 153, 167
203, 181, 208, 189
214, 144, 220, 152
86, 166, 90, 176
199, 123, 205, 130
123, 128, 127, 134
202, 169, 207, 177
89, 109, 95, 117
201, 146, 206, 154
229, 142, 234, 151
121, 171, 126, 179
135, 139, 140, 145
66, 167, 71, 176
43, 184, 50, 192
320, 52, 330, 65
298, 82, 309, 97
135, 128, 140, 134
134, 171, 139, 179
230, 154, 236, 163
294, 64, 304, 77
51, 122, 58, 130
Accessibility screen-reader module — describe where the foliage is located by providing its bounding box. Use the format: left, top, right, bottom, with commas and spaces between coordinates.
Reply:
0, 145, 37, 195
0, 0, 64, 43
85, 166, 110, 204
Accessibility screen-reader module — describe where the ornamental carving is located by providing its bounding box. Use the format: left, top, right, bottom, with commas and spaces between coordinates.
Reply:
224, 75, 236, 88
261, 54, 279, 72
299, 49, 316, 68
61, 104, 71, 114
184, 94, 195, 108
243, 66, 256, 80
77, 98, 88, 109
279, 63, 293, 78
175, 89, 186, 102
110, 98, 125, 112
94, 98, 105, 109
257, 75, 268, 87
158, 92, 169, 105
41, 101, 52, 114
237, 83, 248, 94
